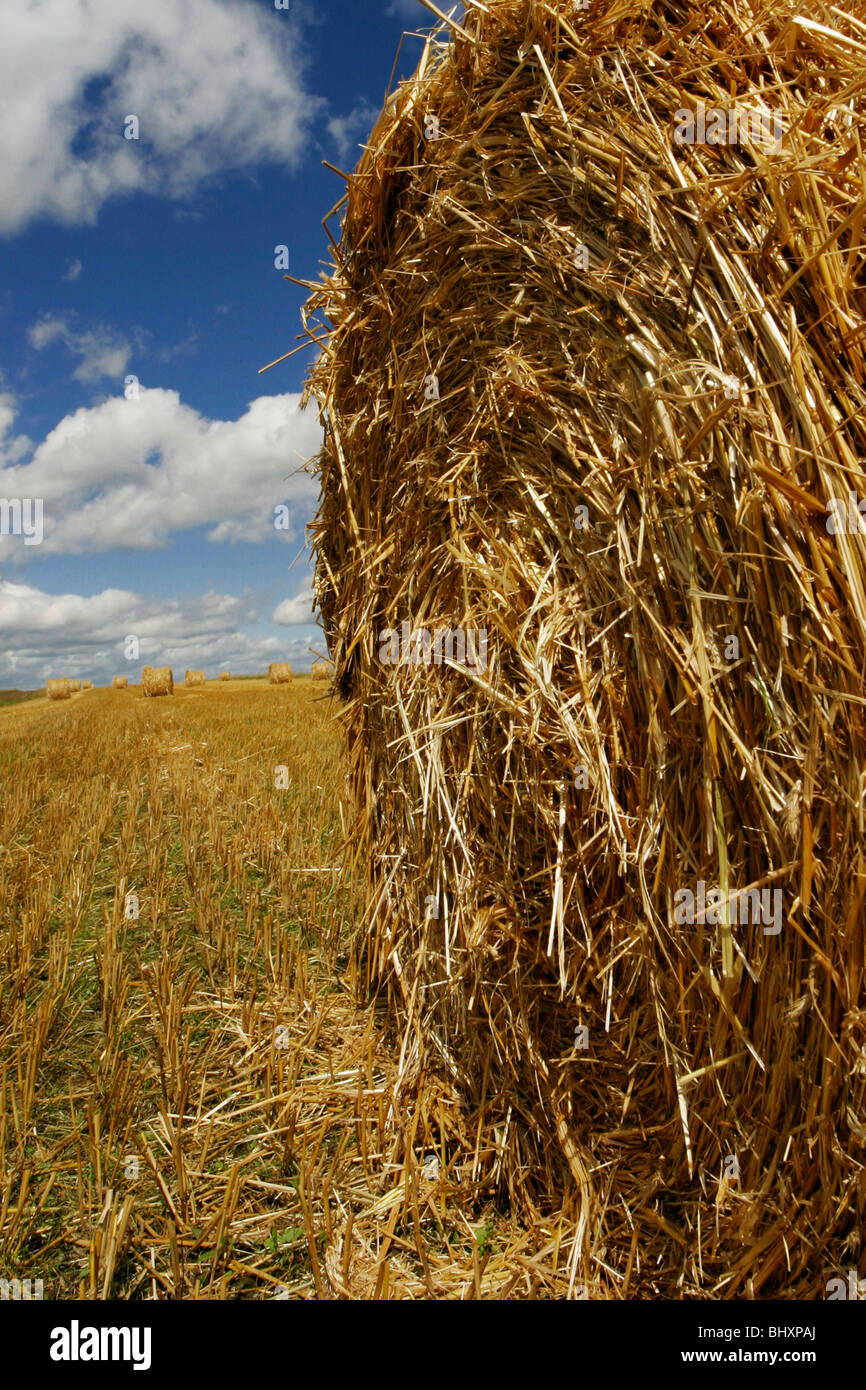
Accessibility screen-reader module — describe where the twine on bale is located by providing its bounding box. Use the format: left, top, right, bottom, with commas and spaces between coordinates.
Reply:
300, 0, 866, 1296
269, 662, 294, 684
185, 670, 206, 686
112, 676, 128, 689
142, 666, 173, 697
46, 678, 71, 701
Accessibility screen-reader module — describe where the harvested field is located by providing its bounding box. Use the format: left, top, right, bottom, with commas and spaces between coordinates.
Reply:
0, 690, 40, 709
0, 681, 569, 1299
302, 0, 866, 1297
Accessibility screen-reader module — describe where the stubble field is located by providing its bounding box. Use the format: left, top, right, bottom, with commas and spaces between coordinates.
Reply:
0, 680, 575, 1299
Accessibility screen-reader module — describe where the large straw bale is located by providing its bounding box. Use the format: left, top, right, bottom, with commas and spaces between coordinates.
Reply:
142, 666, 173, 697
302, 0, 866, 1297
185, 669, 206, 686
311, 661, 332, 681
268, 662, 293, 684
112, 676, 128, 689
46, 678, 71, 701
67, 679, 81, 693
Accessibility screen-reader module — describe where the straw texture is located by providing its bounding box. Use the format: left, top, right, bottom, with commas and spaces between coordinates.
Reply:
185, 670, 206, 686
142, 666, 173, 697
269, 662, 294, 684
302, 0, 866, 1296
311, 661, 332, 680
46, 678, 71, 701
112, 676, 128, 689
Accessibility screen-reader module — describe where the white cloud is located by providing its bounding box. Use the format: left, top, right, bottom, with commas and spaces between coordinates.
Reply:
0, 0, 323, 236
0, 388, 322, 555
28, 314, 132, 383
0, 578, 246, 642
0, 393, 33, 465
62, 258, 83, 282
273, 587, 315, 626
0, 576, 323, 685
327, 100, 380, 161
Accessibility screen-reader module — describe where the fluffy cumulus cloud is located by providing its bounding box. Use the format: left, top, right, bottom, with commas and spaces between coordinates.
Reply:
0, 0, 323, 236
272, 587, 315, 626
0, 577, 322, 685
28, 314, 132, 383
0, 388, 322, 555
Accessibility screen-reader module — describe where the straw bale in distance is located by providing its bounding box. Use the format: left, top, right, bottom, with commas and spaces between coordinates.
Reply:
112, 676, 128, 689
219, 671, 231, 681
268, 662, 293, 684
82, 680, 93, 690
302, 0, 866, 1296
185, 669, 206, 686
311, 661, 331, 680
142, 666, 173, 697
46, 678, 71, 701
67, 679, 81, 693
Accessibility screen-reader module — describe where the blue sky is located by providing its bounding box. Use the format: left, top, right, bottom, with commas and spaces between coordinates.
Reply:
0, 0, 438, 684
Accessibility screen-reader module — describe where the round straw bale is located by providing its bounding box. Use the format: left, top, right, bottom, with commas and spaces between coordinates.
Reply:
142, 665, 173, 697
67, 679, 81, 693
184, 669, 206, 686
268, 662, 293, 684
112, 675, 128, 689
303, 1, 866, 1294
311, 661, 332, 681
46, 678, 71, 701
82, 680, 93, 690
219, 670, 231, 681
